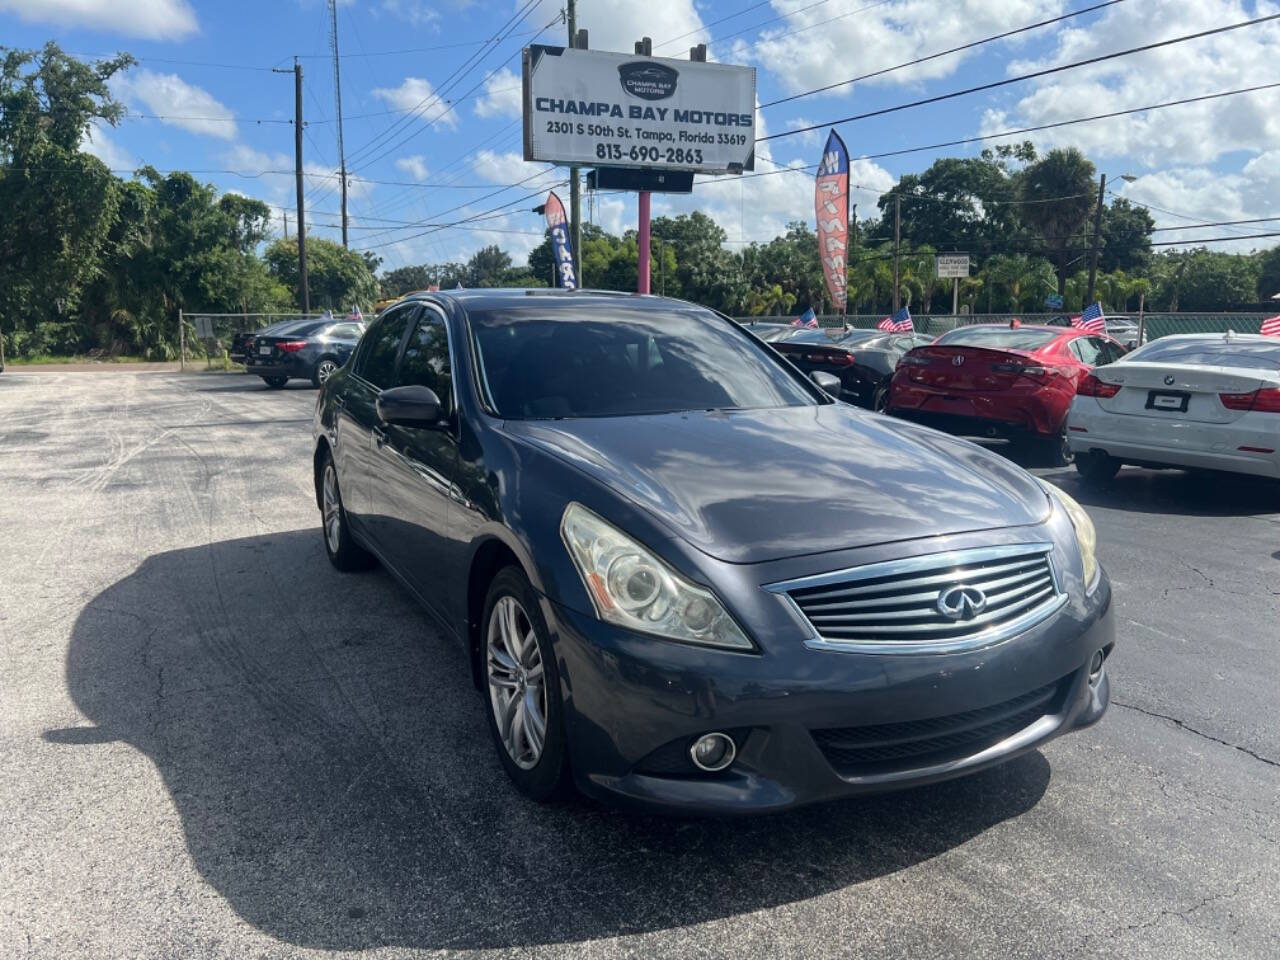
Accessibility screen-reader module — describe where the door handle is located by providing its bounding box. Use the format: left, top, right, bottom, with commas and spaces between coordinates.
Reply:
372, 426, 388, 448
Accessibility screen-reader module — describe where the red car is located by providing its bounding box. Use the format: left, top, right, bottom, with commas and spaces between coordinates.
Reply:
886, 323, 1127, 464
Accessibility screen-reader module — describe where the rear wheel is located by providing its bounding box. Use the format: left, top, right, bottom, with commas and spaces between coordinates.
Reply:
1029, 422, 1074, 468
312, 357, 339, 388
872, 383, 890, 411
261, 376, 288, 389
482, 566, 568, 802
320, 451, 375, 571
1075, 450, 1121, 485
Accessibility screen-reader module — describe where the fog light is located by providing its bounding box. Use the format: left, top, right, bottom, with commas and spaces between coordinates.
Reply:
689, 732, 736, 772
1089, 650, 1105, 683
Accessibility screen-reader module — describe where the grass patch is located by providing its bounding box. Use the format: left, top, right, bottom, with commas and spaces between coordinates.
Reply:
6, 353, 152, 365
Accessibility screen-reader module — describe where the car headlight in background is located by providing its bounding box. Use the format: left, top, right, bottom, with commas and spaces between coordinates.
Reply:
560, 503, 753, 650
1044, 483, 1099, 591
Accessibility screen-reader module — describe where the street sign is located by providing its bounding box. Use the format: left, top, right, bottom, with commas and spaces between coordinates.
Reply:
935, 254, 970, 279
1045, 294, 1064, 309
194, 316, 215, 339
587, 168, 694, 193
522, 45, 755, 174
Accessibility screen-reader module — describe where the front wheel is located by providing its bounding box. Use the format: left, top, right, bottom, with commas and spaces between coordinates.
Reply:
312, 357, 339, 388
261, 376, 289, 389
871, 383, 890, 412
482, 566, 568, 802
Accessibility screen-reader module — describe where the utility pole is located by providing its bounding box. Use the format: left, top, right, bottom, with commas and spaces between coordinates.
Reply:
328, 0, 348, 248
567, 3, 582, 283
892, 194, 901, 313
274, 59, 310, 313
282, 207, 289, 240
1086, 172, 1107, 305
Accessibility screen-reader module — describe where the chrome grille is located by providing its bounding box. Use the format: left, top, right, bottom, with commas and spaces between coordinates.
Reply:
770, 543, 1065, 654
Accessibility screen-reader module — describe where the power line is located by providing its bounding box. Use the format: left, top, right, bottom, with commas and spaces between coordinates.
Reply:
762, 12, 1280, 142
353, 182, 568, 251
760, 0, 1125, 109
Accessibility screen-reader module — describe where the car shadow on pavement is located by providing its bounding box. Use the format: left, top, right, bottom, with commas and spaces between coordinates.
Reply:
52, 529, 1051, 951
186, 376, 318, 393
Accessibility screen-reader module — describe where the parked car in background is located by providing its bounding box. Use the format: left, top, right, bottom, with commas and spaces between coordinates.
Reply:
765, 327, 934, 410
245, 318, 365, 388
1046, 314, 1143, 349
887, 324, 1127, 464
229, 317, 305, 365
312, 289, 1113, 814
1069, 332, 1280, 483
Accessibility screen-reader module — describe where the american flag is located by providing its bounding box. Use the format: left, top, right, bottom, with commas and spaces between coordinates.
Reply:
1261, 315, 1280, 337
792, 307, 818, 328
878, 306, 913, 332
1071, 302, 1106, 333
346, 305, 363, 322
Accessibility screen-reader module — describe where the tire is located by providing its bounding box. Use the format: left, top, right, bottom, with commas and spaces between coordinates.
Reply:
872, 383, 890, 412
481, 566, 568, 802
319, 450, 375, 572
262, 376, 289, 389
1075, 450, 1121, 486
1030, 422, 1074, 468
312, 356, 340, 388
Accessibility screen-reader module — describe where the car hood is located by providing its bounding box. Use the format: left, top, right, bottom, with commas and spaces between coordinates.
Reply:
502, 404, 1051, 564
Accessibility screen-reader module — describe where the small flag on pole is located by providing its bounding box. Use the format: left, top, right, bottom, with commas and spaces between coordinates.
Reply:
346, 305, 363, 322
878, 306, 912, 332
792, 307, 818, 328
1261, 315, 1280, 337
1071, 302, 1106, 333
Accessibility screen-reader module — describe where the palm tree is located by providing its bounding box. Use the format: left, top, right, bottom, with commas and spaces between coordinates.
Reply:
1019, 148, 1097, 296
983, 254, 1056, 312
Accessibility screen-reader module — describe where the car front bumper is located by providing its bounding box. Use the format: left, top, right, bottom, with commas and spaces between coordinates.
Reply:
1068, 398, 1280, 479
544, 571, 1114, 816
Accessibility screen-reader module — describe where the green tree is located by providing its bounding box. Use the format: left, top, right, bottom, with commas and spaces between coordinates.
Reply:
1019, 148, 1097, 296
981, 254, 1057, 312
466, 244, 512, 287
265, 236, 378, 311
1255, 246, 1280, 301
1100, 198, 1154, 273
380, 264, 435, 298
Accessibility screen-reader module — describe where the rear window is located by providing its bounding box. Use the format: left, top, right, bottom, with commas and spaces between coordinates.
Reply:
1125, 338, 1280, 371
934, 327, 1059, 351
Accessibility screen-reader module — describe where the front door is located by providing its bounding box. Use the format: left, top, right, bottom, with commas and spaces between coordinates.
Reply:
368, 306, 460, 618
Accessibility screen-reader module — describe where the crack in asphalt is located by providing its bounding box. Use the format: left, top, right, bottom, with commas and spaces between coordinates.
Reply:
1113, 699, 1280, 769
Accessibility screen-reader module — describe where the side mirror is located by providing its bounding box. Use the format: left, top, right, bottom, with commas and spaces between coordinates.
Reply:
376, 384, 444, 427
811, 370, 841, 397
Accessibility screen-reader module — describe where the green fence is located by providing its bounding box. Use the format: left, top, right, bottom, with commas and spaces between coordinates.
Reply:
735, 313, 1277, 339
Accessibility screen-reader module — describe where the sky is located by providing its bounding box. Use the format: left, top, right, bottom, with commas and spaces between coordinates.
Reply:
4, 0, 1280, 274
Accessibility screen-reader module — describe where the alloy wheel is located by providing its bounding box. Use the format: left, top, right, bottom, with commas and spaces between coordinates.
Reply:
486, 595, 547, 770
316, 360, 338, 384
322, 462, 342, 554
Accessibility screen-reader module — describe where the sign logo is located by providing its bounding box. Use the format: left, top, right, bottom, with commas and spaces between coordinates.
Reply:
618, 62, 679, 100
936, 585, 988, 621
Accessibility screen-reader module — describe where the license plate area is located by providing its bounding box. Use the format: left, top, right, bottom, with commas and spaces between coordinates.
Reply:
259, 345, 272, 356
1146, 389, 1189, 412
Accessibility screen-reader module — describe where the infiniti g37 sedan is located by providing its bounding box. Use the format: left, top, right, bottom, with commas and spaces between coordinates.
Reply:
311, 289, 1114, 814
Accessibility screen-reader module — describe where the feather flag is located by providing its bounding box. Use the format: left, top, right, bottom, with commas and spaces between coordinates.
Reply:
814, 130, 849, 314
544, 191, 577, 290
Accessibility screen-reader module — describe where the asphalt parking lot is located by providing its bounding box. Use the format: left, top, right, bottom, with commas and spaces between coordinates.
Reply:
2, 368, 1278, 959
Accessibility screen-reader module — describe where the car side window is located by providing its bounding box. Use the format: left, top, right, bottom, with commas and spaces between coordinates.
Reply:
355, 306, 416, 389
327, 323, 362, 339
1071, 337, 1101, 366
1095, 338, 1125, 365
397, 312, 453, 411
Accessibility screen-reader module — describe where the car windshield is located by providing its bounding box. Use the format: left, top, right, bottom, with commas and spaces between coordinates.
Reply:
1124, 338, 1280, 371
470, 306, 819, 418
934, 327, 1059, 350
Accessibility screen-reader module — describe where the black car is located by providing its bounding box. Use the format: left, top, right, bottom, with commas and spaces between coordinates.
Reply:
312, 289, 1114, 815
762, 326, 934, 409
245, 318, 364, 388
229, 318, 304, 365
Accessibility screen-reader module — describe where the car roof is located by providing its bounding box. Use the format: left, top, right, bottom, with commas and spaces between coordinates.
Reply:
397, 287, 661, 313
1145, 331, 1275, 343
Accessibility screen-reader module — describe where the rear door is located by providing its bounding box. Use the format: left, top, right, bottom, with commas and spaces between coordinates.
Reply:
368, 305, 461, 616
337, 304, 417, 527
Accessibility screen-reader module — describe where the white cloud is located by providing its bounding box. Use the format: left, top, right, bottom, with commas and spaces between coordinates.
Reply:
372, 77, 459, 130
395, 155, 431, 181
380, 0, 441, 27
750, 0, 1065, 98
577, 0, 706, 59
471, 150, 561, 189
474, 68, 522, 120
784, 118, 823, 148
112, 69, 237, 140
980, 0, 1280, 166
0, 0, 197, 39
81, 121, 136, 171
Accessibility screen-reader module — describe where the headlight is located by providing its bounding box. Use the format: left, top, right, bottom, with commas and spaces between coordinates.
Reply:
1047, 484, 1099, 591
560, 503, 753, 650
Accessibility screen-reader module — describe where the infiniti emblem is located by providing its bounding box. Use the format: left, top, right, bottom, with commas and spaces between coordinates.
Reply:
1163, 374, 1175, 385
952, 355, 965, 366
937, 585, 988, 621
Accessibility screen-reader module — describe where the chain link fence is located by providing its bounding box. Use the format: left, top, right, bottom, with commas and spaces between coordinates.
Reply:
734, 312, 1279, 339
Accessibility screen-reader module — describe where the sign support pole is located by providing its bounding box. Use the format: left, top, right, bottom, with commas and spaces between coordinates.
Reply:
638, 190, 651, 294
567, 7, 582, 284
952, 276, 959, 316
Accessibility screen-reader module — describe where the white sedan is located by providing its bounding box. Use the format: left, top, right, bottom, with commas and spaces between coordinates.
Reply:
1067, 332, 1280, 483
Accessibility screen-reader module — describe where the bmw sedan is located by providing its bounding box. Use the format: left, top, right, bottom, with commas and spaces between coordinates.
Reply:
1069, 332, 1280, 483
312, 290, 1114, 814
245, 318, 365, 388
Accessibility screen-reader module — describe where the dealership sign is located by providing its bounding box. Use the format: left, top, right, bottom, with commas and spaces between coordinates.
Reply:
935, 254, 970, 279
522, 45, 756, 174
